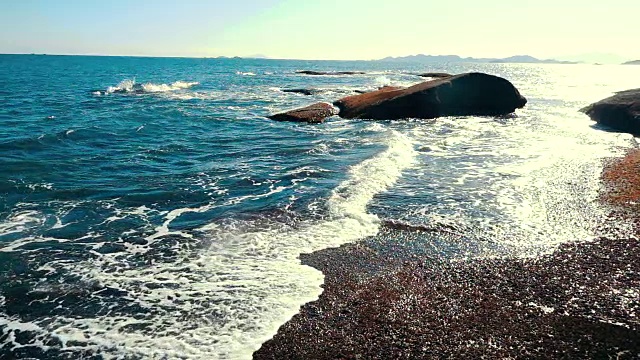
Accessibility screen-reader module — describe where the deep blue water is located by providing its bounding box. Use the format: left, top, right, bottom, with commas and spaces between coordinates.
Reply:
0, 54, 638, 359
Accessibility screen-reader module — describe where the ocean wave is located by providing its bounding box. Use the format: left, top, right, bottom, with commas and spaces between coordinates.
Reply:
374, 75, 392, 87
140, 80, 199, 93
15, 127, 417, 360
96, 79, 199, 95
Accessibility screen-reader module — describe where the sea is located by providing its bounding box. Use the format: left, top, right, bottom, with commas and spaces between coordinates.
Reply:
0, 54, 638, 359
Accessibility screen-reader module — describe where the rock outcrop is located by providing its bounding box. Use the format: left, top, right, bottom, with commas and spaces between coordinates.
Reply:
333, 86, 407, 119
582, 88, 640, 135
334, 72, 527, 120
268, 102, 338, 124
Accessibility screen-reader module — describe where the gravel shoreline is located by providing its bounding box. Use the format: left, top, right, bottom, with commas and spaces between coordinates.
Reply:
254, 149, 640, 359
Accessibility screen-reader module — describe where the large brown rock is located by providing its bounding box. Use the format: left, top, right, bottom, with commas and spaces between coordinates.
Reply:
582, 89, 640, 135
334, 72, 527, 120
334, 86, 407, 118
268, 102, 338, 124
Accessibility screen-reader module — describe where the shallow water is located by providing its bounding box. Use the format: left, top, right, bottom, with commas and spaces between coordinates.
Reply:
0, 55, 638, 359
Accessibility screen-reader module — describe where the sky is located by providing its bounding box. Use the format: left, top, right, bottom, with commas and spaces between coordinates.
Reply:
0, 0, 638, 62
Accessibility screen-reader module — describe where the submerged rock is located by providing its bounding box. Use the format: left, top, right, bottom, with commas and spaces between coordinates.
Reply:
582, 89, 640, 135
281, 88, 320, 96
268, 102, 338, 124
296, 70, 366, 76
334, 72, 527, 120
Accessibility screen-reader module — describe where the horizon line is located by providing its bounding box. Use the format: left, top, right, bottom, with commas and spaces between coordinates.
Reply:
0, 52, 635, 64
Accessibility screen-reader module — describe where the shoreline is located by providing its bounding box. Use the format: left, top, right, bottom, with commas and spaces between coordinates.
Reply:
254, 148, 640, 359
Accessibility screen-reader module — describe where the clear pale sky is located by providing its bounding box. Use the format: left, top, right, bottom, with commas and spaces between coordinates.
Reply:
0, 0, 638, 61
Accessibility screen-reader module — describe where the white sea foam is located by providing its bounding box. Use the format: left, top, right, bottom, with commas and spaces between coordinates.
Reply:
0, 317, 53, 353
15, 128, 416, 359
106, 78, 136, 93
0, 210, 44, 237
101, 205, 155, 225
283, 166, 329, 176
25, 183, 53, 191
105, 79, 199, 94
374, 75, 392, 87
145, 203, 214, 242
402, 107, 635, 255
141, 81, 199, 93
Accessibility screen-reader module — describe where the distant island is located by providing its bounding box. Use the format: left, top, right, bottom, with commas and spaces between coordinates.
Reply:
622, 60, 640, 65
214, 54, 269, 60
377, 54, 576, 64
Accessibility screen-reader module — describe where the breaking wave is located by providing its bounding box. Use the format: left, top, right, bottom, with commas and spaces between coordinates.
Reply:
0, 127, 416, 360
93, 79, 199, 95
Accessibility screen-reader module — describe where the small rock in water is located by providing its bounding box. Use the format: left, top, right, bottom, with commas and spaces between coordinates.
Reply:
268, 102, 338, 124
281, 88, 319, 96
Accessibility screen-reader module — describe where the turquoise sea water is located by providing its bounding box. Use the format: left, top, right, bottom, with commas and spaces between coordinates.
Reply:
0, 55, 638, 359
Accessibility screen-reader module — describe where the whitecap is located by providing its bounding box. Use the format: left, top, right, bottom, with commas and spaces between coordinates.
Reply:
0, 210, 45, 238
141, 81, 199, 93
106, 78, 136, 93
374, 75, 392, 87
104, 79, 199, 94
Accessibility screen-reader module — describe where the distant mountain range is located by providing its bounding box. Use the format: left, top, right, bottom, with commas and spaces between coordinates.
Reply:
377, 54, 576, 64
622, 60, 640, 65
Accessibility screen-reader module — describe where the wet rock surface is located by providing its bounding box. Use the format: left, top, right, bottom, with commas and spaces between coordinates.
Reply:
601, 149, 640, 209
268, 102, 338, 124
582, 88, 640, 135
333, 86, 406, 119
255, 236, 640, 359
